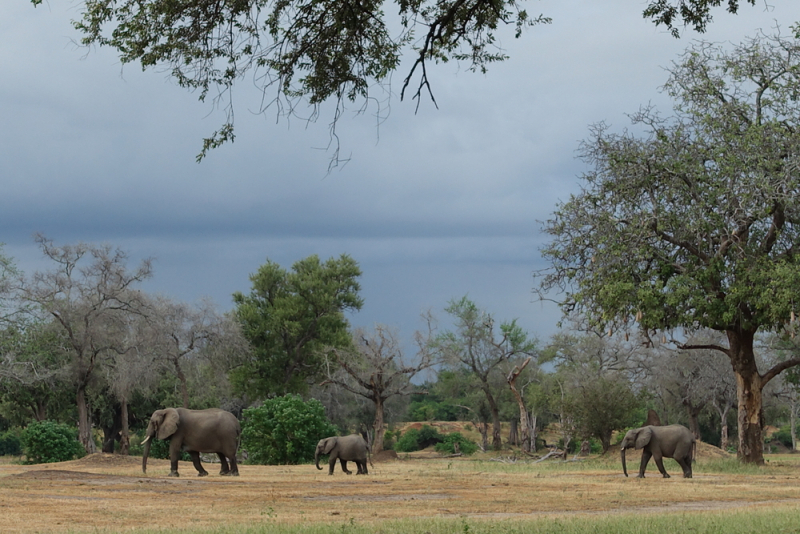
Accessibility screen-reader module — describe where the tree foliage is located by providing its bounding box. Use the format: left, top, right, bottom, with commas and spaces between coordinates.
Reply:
538, 31, 800, 464
643, 0, 756, 37
241, 394, 336, 465
41, 0, 549, 163
232, 254, 362, 399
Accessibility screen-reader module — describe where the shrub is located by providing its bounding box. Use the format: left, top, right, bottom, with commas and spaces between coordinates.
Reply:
241, 394, 336, 465
0, 428, 23, 456
394, 425, 444, 452
22, 421, 85, 464
434, 432, 478, 455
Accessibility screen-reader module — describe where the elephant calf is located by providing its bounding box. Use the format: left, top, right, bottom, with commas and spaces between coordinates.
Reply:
315, 434, 370, 475
620, 424, 695, 479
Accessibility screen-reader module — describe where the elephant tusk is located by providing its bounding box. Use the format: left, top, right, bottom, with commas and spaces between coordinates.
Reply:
141, 435, 151, 445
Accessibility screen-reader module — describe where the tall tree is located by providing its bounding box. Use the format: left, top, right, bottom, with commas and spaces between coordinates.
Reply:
538, 32, 800, 464
323, 323, 435, 452
232, 254, 362, 399
435, 297, 537, 450
33, 0, 753, 163
18, 235, 152, 453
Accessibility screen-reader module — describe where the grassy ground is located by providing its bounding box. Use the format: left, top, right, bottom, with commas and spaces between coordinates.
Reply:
0, 447, 798, 534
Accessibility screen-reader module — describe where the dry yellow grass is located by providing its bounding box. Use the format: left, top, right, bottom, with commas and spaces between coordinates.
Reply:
0, 449, 799, 534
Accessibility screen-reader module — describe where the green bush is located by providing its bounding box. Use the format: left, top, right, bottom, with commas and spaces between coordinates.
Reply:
22, 421, 85, 464
0, 428, 23, 456
434, 432, 478, 455
383, 429, 398, 450
241, 394, 336, 465
394, 425, 444, 452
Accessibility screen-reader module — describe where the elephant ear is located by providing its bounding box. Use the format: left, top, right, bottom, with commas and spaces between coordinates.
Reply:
157, 408, 180, 440
634, 427, 653, 450
322, 437, 337, 454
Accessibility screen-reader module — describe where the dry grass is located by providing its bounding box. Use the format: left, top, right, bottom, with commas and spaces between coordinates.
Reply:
1, 447, 799, 534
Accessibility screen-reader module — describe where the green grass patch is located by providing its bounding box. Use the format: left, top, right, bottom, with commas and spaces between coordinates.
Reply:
66, 505, 800, 534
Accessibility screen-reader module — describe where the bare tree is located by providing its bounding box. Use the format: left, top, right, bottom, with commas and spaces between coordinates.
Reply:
436, 297, 537, 450
324, 323, 435, 452
140, 296, 247, 409
18, 235, 152, 453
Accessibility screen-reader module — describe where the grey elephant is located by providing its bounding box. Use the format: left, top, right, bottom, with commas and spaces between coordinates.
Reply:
620, 424, 695, 478
141, 408, 241, 477
315, 434, 370, 475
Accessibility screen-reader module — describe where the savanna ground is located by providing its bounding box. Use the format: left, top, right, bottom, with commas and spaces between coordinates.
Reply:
2, 436, 800, 534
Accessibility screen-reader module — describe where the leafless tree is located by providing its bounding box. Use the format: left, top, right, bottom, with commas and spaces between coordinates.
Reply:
323, 322, 436, 452
138, 295, 248, 409
17, 235, 152, 453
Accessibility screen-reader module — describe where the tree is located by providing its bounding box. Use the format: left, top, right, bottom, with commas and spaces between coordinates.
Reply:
323, 323, 435, 452
643, 0, 757, 37
232, 254, 362, 399
18, 235, 152, 453
537, 32, 800, 464
35, 0, 757, 165
435, 297, 537, 450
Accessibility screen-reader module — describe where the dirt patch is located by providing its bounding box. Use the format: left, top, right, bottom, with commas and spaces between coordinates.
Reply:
1, 451, 799, 533
373, 450, 398, 462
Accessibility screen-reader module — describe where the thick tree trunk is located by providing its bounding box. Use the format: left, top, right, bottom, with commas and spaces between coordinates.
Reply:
684, 401, 703, 440
509, 419, 518, 446
791, 396, 798, 452
174, 360, 189, 408
479, 382, 502, 451
728, 330, 764, 465
372, 396, 385, 453
76, 386, 97, 454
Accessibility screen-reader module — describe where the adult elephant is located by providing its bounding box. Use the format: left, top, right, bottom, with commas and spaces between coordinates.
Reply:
141, 408, 241, 477
315, 434, 370, 475
620, 424, 695, 478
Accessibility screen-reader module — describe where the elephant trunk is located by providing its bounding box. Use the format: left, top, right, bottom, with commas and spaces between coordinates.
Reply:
621, 447, 628, 477
315, 450, 323, 470
142, 434, 152, 474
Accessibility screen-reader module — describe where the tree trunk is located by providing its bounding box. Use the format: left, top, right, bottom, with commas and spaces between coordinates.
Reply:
174, 359, 189, 408
76, 386, 97, 454
728, 330, 764, 465
372, 396, 386, 453
507, 357, 532, 452
480, 382, 502, 451
509, 419, 518, 446
529, 412, 537, 452
119, 396, 130, 455
684, 400, 703, 440
791, 396, 798, 452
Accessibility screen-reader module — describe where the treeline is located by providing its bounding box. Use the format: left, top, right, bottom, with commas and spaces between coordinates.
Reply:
1, 236, 799, 463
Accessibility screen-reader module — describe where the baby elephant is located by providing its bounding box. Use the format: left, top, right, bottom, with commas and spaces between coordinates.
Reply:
315, 434, 370, 475
620, 424, 695, 478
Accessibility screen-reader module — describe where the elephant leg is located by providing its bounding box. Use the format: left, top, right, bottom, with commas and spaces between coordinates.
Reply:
189, 451, 209, 477
638, 450, 652, 478
356, 460, 368, 475
169, 444, 181, 477
340, 459, 352, 475
217, 453, 231, 475
676, 454, 692, 478
228, 455, 239, 476
328, 454, 338, 476
652, 454, 670, 478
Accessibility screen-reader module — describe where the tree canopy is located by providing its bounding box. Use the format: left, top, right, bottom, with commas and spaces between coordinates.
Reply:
232, 254, 362, 399
537, 30, 800, 464
30, 0, 759, 163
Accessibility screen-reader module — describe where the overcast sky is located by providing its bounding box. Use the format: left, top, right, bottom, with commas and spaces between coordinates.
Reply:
4, 0, 800, 350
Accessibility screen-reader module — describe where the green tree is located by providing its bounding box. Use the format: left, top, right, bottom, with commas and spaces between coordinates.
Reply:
537, 32, 800, 464
232, 254, 362, 399
36, 0, 551, 163
241, 394, 336, 464
434, 297, 537, 450
643, 0, 756, 37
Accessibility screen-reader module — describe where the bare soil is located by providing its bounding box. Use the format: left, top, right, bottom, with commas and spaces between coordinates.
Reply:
1, 446, 799, 533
